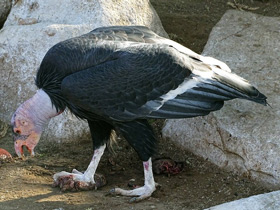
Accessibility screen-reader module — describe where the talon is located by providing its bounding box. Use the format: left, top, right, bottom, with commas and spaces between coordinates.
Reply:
109, 188, 115, 194
129, 195, 150, 203
155, 182, 161, 189
129, 197, 137, 203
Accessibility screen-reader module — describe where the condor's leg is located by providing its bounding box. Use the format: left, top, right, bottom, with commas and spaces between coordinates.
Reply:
111, 120, 157, 202
53, 120, 113, 191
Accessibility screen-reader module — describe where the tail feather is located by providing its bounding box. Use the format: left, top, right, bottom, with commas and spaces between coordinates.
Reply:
190, 57, 267, 105
148, 69, 267, 119
211, 69, 267, 105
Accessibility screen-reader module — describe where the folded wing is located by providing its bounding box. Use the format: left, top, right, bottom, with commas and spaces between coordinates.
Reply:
61, 42, 267, 122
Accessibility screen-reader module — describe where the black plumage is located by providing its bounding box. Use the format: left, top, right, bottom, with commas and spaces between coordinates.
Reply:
35, 26, 267, 161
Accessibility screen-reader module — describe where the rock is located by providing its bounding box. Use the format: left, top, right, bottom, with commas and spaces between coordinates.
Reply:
0, 0, 167, 144
0, 0, 11, 29
163, 10, 280, 187
205, 190, 280, 210
4, 0, 167, 37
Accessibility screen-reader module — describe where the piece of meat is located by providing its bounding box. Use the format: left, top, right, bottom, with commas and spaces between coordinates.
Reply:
52, 172, 107, 192
152, 158, 184, 176
0, 148, 13, 163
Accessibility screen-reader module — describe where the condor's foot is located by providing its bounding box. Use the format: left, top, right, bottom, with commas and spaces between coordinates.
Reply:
110, 158, 159, 202
53, 169, 106, 192
110, 183, 158, 203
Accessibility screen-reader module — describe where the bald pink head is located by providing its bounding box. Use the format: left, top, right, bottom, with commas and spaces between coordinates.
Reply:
11, 89, 62, 158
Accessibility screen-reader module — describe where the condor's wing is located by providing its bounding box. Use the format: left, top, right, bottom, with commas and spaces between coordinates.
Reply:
61, 43, 267, 122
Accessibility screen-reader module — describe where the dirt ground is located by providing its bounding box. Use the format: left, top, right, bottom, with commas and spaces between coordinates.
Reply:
1, 0, 280, 210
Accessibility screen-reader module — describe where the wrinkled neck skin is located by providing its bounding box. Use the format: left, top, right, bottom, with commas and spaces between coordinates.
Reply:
14, 89, 60, 133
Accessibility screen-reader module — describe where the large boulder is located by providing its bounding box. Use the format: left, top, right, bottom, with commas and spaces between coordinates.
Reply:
0, 0, 167, 143
205, 190, 280, 210
163, 10, 280, 187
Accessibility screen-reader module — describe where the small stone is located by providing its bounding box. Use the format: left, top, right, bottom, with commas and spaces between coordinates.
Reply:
45, 28, 56, 36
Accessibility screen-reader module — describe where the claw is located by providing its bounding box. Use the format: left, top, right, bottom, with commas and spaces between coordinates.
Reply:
129, 197, 138, 203
129, 195, 150, 203
111, 185, 155, 202
109, 188, 115, 194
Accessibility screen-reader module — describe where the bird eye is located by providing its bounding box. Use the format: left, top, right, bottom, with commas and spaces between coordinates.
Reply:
20, 120, 28, 126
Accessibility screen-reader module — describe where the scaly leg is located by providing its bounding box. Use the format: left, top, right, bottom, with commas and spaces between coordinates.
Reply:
111, 158, 156, 202
53, 144, 106, 191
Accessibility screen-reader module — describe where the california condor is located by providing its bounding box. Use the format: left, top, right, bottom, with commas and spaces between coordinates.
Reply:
11, 26, 267, 202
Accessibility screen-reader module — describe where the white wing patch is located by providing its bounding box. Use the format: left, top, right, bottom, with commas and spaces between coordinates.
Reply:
143, 60, 218, 111
152, 74, 211, 111
160, 78, 198, 102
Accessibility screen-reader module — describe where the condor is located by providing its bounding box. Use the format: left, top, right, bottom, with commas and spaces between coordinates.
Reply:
11, 26, 267, 202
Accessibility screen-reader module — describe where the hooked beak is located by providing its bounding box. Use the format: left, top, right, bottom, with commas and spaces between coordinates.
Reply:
14, 139, 35, 158
13, 131, 40, 159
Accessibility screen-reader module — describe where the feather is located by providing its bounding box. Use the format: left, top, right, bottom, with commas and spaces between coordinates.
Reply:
35, 25, 267, 122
